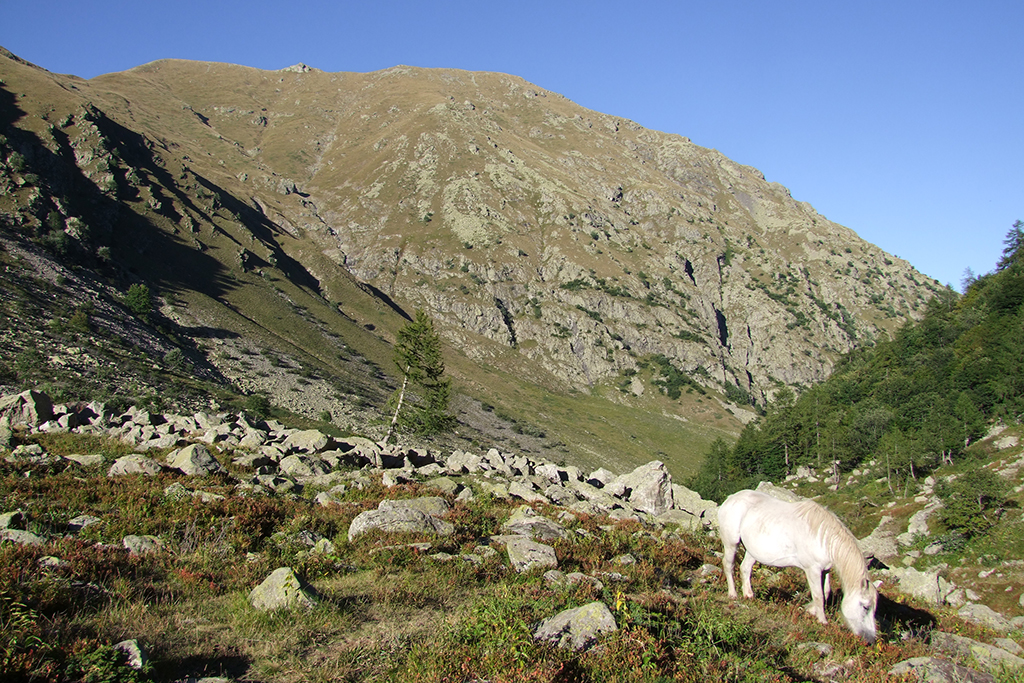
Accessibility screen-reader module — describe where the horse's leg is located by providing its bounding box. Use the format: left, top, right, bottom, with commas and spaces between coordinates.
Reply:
722, 539, 739, 599
803, 567, 827, 624
739, 552, 757, 599
823, 570, 832, 601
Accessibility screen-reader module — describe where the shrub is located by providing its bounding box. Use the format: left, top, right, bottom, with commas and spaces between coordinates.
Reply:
244, 394, 271, 420
936, 468, 1009, 539
123, 284, 151, 319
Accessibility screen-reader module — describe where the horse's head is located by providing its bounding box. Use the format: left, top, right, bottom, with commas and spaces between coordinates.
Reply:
841, 578, 878, 644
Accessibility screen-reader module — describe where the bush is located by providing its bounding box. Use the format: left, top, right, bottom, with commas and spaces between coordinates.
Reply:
123, 284, 151, 318
936, 468, 1009, 539
244, 394, 271, 420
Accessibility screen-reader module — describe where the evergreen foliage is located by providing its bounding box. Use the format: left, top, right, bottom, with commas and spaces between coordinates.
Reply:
388, 310, 455, 435
692, 220, 1024, 502
123, 284, 151, 319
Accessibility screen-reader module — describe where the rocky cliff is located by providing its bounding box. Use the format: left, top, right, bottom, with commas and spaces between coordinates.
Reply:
0, 51, 941, 402
0, 48, 945, 472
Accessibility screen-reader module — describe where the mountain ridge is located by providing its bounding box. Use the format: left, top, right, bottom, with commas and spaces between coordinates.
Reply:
0, 47, 943, 475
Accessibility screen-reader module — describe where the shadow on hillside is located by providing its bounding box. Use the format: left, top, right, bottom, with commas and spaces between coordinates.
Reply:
876, 593, 937, 640
177, 325, 242, 340
158, 653, 250, 683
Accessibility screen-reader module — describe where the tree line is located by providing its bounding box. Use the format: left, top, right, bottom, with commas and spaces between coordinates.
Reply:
691, 221, 1024, 506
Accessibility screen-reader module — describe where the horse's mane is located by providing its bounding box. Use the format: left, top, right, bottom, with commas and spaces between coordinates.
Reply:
794, 499, 869, 589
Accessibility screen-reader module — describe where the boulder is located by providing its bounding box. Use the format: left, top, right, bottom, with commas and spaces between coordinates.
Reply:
533, 601, 618, 650
656, 509, 702, 532
248, 567, 317, 611
283, 429, 330, 454
378, 496, 449, 518
0, 415, 12, 450
755, 481, 804, 503
123, 535, 164, 555
931, 631, 1024, 671
0, 528, 46, 547
447, 450, 484, 473
858, 514, 901, 562
278, 454, 329, 478
957, 604, 1015, 633
587, 468, 615, 487
65, 453, 106, 468
505, 536, 558, 573
425, 477, 461, 496
167, 443, 222, 476
502, 505, 570, 541
508, 480, 549, 503
0, 510, 26, 529
108, 454, 163, 477
883, 566, 957, 606
611, 461, 674, 515
67, 514, 101, 533
889, 657, 995, 683
0, 390, 54, 427
113, 639, 148, 670
671, 483, 719, 521
348, 498, 454, 542
898, 501, 943, 546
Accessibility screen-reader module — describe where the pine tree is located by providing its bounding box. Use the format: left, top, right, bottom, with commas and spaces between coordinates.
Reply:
997, 219, 1023, 271
385, 310, 454, 440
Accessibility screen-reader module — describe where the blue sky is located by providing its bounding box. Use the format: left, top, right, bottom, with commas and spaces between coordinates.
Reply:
4, 0, 1021, 288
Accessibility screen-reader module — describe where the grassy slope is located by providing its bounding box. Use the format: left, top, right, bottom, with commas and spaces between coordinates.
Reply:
4, 427, 1023, 683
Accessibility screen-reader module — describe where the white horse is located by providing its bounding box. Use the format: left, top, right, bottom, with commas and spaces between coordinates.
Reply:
718, 489, 877, 643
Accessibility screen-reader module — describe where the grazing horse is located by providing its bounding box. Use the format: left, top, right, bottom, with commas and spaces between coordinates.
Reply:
718, 489, 877, 643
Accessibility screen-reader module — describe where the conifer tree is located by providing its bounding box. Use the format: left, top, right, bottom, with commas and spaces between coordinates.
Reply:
997, 219, 1023, 271
385, 310, 454, 440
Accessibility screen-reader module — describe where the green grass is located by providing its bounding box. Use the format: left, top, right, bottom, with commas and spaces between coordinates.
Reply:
3, 430, 1019, 682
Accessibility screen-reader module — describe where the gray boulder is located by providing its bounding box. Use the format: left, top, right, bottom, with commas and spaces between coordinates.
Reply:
283, 429, 330, 454
379, 496, 449, 518
671, 483, 719, 522
889, 657, 995, 683
0, 415, 12, 450
278, 454, 329, 478
249, 567, 317, 611
0, 528, 46, 546
0, 510, 26, 529
0, 389, 54, 427
931, 631, 1024, 671
957, 604, 1015, 633
656, 509, 702, 532
858, 514, 901, 562
108, 454, 163, 477
755, 480, 804, 503
502, 505, 570, 541
167, 444, 222, 476
508, 480, 549, 503
611, 461, 674, 515
447, 450, 484, 473
505, 536, 558, 573
533, 601, 618, 650
883, 566, 957, 606
348, 498, 454, 542
65, 454, 106, 468
113, 639, 148, 670
67, 514, 101, 534
898, 501, 943, 546
123, 535, 164, 555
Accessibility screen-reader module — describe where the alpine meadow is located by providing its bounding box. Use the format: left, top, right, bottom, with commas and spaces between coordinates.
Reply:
1, 47, 1023, 683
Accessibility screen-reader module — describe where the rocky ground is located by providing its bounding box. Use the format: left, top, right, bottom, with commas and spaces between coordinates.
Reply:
2, 388, 1024, 682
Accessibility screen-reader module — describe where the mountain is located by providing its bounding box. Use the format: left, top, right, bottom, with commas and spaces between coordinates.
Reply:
0, 48, 943, 476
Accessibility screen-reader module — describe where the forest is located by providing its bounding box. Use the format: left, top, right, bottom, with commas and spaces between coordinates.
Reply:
692, 221, 1024, 506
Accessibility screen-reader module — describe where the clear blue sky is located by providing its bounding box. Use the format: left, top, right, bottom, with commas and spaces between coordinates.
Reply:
4, 0, 1021, 289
